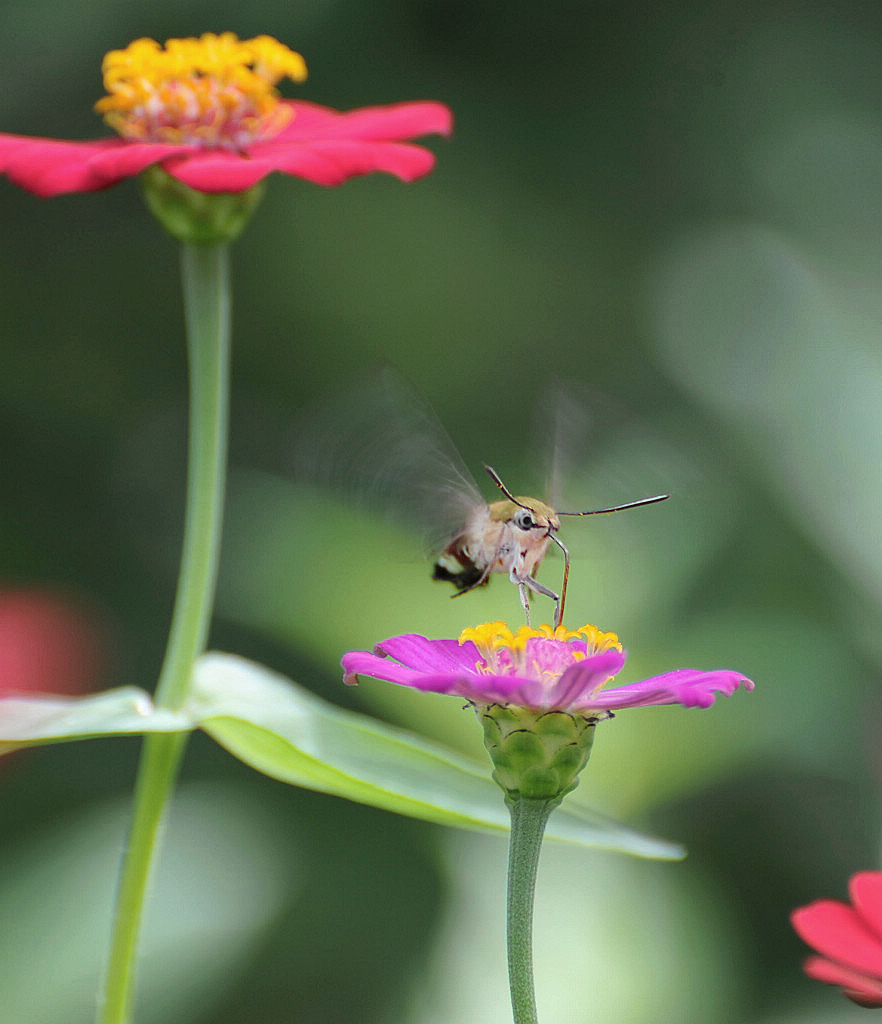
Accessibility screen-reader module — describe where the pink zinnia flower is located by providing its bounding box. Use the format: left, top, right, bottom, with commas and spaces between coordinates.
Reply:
792, 871, 882, 1007
344, 622, 753, 801
0, 33, 452, 198
342, 621, 753, 713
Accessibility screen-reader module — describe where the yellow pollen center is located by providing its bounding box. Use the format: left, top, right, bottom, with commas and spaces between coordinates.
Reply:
94, 33, 307, 149
460, 621, 622, 664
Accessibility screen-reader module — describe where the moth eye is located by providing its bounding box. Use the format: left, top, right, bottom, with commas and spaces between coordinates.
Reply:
514, 509, 536, 530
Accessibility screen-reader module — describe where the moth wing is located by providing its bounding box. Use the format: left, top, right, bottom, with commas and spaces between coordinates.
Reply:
531, 379, 676, 513
291, 367, 486, 558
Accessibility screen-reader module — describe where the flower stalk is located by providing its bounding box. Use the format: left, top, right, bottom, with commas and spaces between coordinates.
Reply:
0, 30, 453, 1024
97, 242, 231, 1024
507, 796, 557, 1024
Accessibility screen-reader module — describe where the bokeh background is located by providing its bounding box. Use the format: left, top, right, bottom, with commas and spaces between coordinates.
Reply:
1, 1, 881, 1021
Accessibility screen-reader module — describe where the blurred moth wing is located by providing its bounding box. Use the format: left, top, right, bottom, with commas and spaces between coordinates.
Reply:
292, 369, 668, 627
291, 370, 558, 618
291, 367, 485, 561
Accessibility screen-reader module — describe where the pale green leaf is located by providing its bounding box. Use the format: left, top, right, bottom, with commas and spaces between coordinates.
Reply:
0, 659, 684, 858
0, 687, 190, 754
189, 653, 684, 859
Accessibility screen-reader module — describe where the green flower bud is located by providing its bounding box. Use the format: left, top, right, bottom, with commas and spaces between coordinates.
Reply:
479, 704, 600, 803
139, 164, 265, 244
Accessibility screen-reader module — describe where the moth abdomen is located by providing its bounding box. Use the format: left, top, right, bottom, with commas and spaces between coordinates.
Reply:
432, 547, 487, 592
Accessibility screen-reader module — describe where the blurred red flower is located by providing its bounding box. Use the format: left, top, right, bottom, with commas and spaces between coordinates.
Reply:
0, 589, 103, 697
792, 871, 882, 1007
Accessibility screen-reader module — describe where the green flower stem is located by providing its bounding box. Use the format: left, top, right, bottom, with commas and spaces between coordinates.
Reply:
506, 796, 558, 1024
97, 242, 231, 1024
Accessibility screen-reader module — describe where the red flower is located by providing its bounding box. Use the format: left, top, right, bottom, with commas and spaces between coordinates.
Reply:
0, 589, 103, 697
792, 871, 882, 1007
0, 33, 452, 198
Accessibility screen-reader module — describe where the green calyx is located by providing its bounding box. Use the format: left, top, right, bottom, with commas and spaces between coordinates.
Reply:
479, 704, 599, 803
139, 165, 265, 245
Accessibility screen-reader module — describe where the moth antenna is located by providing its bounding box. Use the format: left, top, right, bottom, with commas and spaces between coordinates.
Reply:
557, 494, 670, 517
484, 464, 532, 510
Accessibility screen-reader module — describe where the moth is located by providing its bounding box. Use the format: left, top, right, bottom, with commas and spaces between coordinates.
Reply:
433, 464, 666, 627
292, 369, 668, 627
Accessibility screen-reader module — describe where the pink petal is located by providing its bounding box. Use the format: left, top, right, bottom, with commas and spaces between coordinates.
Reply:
160, 100, 451, 191
803, 956, 882, 1006
275, 100, 454, 143
86, 140, 192, 186
0, 99, 451, 197
0, 134, 187, 197
792, 900, 882, 976
851, 872, 882, 938
164, 138, 439, 192
157, 150, 278, 193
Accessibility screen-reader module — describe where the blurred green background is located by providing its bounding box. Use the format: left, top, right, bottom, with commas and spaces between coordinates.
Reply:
1, 1, 882, 1021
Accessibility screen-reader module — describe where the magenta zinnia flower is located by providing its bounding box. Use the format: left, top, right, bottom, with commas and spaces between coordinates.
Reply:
343, 622, 754, 801
792, 871, 882, 1007
0, 33, 452, 197
342, 621, 752, 713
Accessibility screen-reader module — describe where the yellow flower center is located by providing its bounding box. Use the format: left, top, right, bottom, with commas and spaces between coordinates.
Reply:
95, 33, 307, 149
460, 621, 622, 681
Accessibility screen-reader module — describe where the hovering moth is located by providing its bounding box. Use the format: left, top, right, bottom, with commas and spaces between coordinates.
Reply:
293, 369, 668, 627
433, 464, 666, 627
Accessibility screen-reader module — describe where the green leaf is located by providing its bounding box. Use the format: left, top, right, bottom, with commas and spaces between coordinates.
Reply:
189, 653, 684, 860
0, 687, 190, 754
0, 657, 684, 859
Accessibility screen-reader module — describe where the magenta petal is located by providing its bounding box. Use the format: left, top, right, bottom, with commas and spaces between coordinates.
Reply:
341, 635, 481, 688
340, 647, 541, 706
407, 672, 548, 705
374, 635, 480, 673
341, 649, 424, 688
583, 669, 753, 711
547, 650, 628, 708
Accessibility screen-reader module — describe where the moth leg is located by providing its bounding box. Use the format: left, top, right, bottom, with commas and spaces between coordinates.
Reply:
512, 571, 560, 628
518, 579, 531, 626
